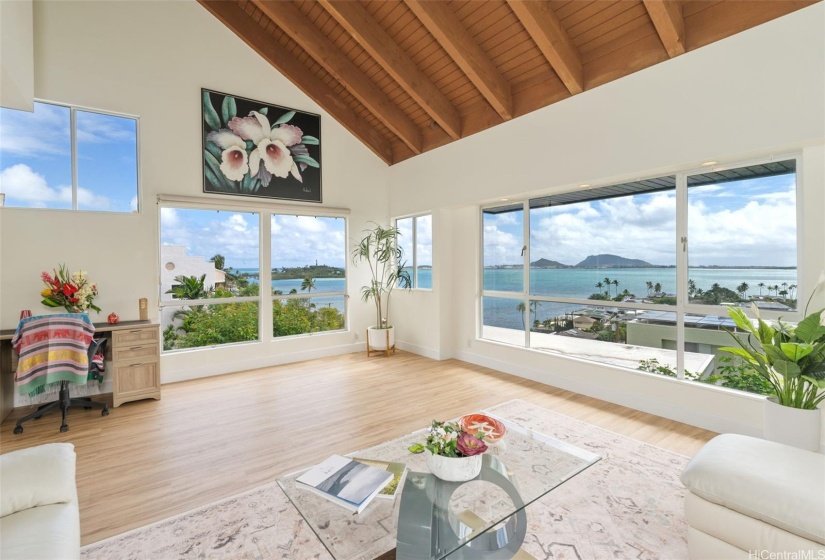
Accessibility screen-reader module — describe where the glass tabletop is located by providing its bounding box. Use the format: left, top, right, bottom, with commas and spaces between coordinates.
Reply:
277, 412, 600, 560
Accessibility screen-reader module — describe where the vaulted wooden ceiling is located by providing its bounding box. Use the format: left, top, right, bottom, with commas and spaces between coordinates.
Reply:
199, 0, 817, 166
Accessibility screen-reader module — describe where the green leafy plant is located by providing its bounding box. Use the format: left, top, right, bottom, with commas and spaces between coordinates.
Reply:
720, 303, 825, 409
703, 356, 775, 396
351, 223, 411, 329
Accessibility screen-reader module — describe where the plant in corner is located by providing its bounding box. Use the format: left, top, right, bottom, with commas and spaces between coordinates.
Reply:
351, 223, 411, 354
719, 282, 825, 450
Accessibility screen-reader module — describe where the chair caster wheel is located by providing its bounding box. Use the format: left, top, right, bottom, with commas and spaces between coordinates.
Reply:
60, 424, 69, 433
13, 425, 23, 434
102, 408, 109, 416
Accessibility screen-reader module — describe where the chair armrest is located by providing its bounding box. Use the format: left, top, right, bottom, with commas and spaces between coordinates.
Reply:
0, 443, 77, 518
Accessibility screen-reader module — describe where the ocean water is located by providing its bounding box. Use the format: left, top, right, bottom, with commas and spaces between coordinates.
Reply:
484, 267, 797, 329
232, 267, 795, 328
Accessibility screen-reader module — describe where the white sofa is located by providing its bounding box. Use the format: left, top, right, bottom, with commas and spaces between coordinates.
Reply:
0, 443, 80, 560
680, 434, 825, 559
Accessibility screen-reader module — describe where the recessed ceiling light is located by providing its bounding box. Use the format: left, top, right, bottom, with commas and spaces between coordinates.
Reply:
579, 183, 590, 188
701, 161, 717, 166
500, 198, 509, 202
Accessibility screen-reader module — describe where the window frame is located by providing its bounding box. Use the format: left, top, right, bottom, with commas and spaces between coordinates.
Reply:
395, 213, 433, 291
478, 152, 803, 383
158, 195, 350, 353
0, 99, 141, 213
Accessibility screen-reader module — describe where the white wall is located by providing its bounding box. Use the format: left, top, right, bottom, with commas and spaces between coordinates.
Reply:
0, 0, 390, 382
389, 4, 825, 443
0, 0, 34, 112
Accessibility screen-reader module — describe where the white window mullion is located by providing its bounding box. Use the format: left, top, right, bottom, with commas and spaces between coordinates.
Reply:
523, 200, 530, 348
70, 108, 78, 210
675, 172, 689, 380
411, 216, 418, 288
261, 213, 272, 344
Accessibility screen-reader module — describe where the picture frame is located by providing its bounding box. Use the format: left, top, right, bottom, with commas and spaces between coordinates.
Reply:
201, 88, 322, 203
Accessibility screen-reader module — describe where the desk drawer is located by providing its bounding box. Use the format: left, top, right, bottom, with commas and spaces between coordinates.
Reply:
113, 327, 159, 345
113, 343, 159, 363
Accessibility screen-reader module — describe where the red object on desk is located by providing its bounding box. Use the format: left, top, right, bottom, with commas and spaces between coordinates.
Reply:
20, 310, 32, 320
107, 312, 119, 324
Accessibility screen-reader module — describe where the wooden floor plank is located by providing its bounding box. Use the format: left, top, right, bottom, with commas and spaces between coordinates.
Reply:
0, 351, 716, 546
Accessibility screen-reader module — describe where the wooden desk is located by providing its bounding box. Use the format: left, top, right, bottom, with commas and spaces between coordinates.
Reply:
0, 320, 161, 422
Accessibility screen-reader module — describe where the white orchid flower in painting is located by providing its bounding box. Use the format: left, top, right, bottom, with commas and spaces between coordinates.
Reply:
229, 111, 305, 185
206, 130, 249, 182
249, 139, 293, 179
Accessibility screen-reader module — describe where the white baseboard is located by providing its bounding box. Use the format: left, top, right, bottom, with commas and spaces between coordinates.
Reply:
395, 340, 444, 360
162, 342, 364, 384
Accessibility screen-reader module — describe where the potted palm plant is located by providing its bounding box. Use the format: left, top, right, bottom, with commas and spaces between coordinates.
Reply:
352, 223, 411, 356
720, 300, 825, 451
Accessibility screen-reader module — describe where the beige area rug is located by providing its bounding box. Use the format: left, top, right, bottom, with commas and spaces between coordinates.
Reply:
81, 400, 691, 560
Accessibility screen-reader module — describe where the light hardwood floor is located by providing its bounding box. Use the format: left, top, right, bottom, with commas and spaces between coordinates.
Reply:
0, 351, 716, 546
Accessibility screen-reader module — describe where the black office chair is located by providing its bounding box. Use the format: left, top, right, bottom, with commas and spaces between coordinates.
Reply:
13, 337, 110, 434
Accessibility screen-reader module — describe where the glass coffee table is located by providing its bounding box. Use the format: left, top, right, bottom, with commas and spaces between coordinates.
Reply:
277, 412, 600, 560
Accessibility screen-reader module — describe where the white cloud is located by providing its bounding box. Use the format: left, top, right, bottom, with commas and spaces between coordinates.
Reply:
0, 103, 70, 157
0, 163, 111, 210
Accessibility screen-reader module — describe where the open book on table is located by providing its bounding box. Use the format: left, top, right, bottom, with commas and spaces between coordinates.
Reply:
296, 455, 393, 514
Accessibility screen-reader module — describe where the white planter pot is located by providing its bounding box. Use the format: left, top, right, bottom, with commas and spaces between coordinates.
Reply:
426, 452, 482, 482
764, 397, 821, 452
367, 326, 395, 351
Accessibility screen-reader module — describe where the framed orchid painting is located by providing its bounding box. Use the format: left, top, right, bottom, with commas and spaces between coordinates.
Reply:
201, 89, 321, 203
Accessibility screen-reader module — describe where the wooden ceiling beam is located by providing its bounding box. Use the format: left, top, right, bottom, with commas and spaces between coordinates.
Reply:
319, 0, 462, 141
251, 0, 422, 155
404, 0, 513, 121
198, 0, 393, 165
507, 0, 584, 95
642, 0, 686, 58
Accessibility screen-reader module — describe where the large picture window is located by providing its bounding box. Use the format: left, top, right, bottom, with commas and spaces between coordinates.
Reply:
396, 214, 433, 289
159, 204, 348, 352
481, 157, 800, 398
0, 101, 138, 212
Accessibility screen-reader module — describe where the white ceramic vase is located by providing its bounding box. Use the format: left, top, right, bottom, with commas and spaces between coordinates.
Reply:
426, 451, 482, 482
367, 326, 395, 350
763, 397, 822, 452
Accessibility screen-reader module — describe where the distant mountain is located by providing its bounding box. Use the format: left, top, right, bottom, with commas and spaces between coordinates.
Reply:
574, 254, 653, 268
530, 258, 570, 268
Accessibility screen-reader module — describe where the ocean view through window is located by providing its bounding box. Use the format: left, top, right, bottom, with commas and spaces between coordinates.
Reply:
396, 214, 433, 289
159, 206, 347, 351
480, 157, 800, 397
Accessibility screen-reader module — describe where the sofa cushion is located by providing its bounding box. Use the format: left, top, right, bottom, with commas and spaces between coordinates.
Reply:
0, 443, 77, 518
680, 433, 825, 544
0, 503, 80, 560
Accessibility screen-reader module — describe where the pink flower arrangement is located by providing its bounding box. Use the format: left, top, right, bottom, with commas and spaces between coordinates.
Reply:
408, 419, 488, 458
40, 264, 100, 313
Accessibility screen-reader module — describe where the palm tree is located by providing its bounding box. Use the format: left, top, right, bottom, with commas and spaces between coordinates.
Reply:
737, 282, 749, 299
654, 282, 662, 294
595, 281, 604, 294
603, 277, 612, 296
166, 274, 210, 300
789, 284, 797, 299
688, 279, 696, 297
779, 289, 788, 299
210, 254, 225, 271
516, 301, 526, 329
781, 281, 788, 294
300, 276, 316, 293
646, 281, 654, 296
757, 282, 765, 296
611, 279, 619, 297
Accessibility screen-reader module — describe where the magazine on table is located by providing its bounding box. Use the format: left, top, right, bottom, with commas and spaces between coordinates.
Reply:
296, 455, 393, 513
352, 457, 407, 500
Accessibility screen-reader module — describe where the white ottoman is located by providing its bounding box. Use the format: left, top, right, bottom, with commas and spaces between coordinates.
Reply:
680, 434, 825, 559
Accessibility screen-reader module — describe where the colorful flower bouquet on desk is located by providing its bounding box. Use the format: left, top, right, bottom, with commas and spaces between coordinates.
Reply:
408, 419, 488, 457
41, 264, 100, 313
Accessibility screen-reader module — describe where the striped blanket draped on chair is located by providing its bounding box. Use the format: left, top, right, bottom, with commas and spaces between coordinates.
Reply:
12, 313, 95, 397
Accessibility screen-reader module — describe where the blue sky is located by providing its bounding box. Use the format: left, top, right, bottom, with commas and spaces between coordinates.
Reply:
160, 208, 346, 270
0, 101, 137, 212
485, 174, 796, 267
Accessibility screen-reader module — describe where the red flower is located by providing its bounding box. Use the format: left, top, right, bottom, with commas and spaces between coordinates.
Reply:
456, 432, 487, 456
62, 283, 78, 297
